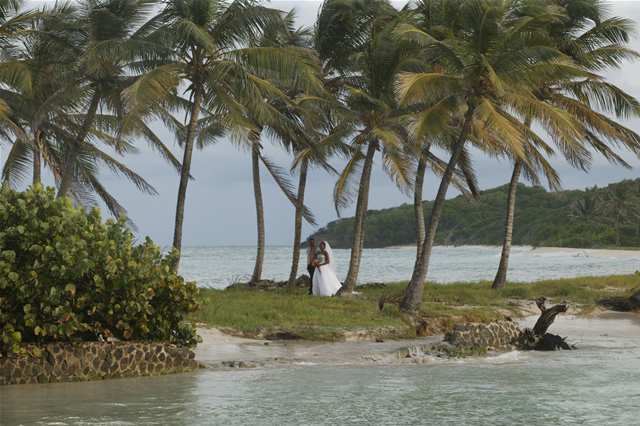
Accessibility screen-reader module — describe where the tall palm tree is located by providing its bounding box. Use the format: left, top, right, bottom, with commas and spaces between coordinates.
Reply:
126, 0, 322, 271
396, 0, 583, 313
492, 0, 640, 288
315, 0, 415, 294
54, 0, 159, 200
285, 96, 351, 289
0, 0, 162, 225
240, 12, 323, 283
1, 3, 81, 188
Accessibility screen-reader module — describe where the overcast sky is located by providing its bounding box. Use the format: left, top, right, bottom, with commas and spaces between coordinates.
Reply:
4, 0, 640, 248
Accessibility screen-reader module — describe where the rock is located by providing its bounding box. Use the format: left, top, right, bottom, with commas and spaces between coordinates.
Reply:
443, 319, 520, 351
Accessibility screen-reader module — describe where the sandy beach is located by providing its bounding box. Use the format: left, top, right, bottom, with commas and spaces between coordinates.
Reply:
524, 246, 640, 258
194, 310, 640, 367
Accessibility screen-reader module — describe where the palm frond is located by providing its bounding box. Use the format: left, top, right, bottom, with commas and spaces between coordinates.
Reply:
257, 150, 317, 226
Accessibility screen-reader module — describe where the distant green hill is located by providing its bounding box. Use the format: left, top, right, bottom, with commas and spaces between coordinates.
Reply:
310, 179, 640, 249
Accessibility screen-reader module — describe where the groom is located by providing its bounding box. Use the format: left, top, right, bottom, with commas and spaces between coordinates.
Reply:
306, 238, 319, 294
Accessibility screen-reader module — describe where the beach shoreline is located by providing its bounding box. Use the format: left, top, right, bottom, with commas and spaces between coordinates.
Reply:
194, 311, 640, 367
386, 244, 640, 258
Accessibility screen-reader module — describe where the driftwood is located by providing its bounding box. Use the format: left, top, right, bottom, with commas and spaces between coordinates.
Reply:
518, 297, 570, 351
596, 289, 640, 312
532, 297, 568, 336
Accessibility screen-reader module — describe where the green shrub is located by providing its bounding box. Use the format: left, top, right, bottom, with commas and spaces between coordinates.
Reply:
0, 184, 201, 357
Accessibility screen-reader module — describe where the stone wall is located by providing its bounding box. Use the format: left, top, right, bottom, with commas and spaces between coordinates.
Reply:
0, 342, 202, 386
443, 319, 521, 350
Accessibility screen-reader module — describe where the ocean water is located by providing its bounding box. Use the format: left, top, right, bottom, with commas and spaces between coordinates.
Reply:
179, 245, 640, 289
2, 314, 639, 425
2, 246, 639, 425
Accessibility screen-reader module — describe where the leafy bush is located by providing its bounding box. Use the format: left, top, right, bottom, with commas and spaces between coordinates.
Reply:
0, 184, 201, 357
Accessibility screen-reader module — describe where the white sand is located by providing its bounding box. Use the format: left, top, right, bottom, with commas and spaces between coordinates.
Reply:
193, 312, 639, 365
196, 326, 264, 346
523, 246, 640, 258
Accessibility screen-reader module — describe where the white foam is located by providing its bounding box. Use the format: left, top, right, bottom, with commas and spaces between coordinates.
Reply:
486, 351, 524, 364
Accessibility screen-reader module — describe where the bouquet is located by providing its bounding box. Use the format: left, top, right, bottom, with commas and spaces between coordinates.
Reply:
312, 254, 326, 272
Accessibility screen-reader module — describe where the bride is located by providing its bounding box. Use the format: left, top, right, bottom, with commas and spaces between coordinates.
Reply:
312, 241, 342, 297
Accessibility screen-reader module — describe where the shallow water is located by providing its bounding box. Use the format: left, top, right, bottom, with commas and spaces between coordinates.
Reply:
2, 315, 639, 425
180, 245, 640, 289
3, 246, 640, 425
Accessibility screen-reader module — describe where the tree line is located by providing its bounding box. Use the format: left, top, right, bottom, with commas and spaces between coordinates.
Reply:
2, 0, 640, 316
312, 179, 640, 249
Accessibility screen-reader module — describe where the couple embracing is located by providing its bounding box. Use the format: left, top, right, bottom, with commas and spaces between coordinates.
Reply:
306, 238, 342, 297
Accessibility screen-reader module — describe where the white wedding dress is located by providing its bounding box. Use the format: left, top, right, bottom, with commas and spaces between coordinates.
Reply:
312, 242, 342, 297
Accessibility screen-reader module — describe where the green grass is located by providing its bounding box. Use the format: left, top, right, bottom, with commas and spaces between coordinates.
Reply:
189, 274, 640, 341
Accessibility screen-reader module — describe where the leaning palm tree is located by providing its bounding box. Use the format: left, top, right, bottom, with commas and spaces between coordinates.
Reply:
396, 0, 584, 313
1, 3, 82, 188
492, 0, 640, 288
54, 0, 159, 201
0, 0, 162, 226
315, 0, 416, 294
126, 0, 323, 271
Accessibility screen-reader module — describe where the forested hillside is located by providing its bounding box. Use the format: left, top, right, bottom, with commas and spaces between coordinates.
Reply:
311, 179, 640, 249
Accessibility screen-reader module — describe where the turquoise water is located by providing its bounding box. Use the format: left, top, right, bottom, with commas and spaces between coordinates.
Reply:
179, 245, 640, 288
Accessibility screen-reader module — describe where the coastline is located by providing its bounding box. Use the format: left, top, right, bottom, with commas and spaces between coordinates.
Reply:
524, 246, 640, 258
194, 311, 640, 367
387, 244, 640, 259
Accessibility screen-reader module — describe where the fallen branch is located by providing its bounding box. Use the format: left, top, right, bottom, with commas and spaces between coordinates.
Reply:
595, 288, 640, 312
533, 297, 568, 337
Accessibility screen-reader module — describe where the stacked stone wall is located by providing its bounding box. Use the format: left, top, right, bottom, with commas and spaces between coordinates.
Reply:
444, 319, 521, 350
0, 342, 202, 386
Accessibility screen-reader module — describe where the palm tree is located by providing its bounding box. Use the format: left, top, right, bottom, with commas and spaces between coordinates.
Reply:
1, 3, 80, 188
315, 0, 415, 294
0, 1, 162, 225
127, 0, 323, 271
240, 13, 323, 283
53, 0, 159, 201
0, 0, 40, 153
569, 192, 600, 222
396, 0, 582, 313
602, 185, 637, 246
286, 96, 349, 289
492, 0, 640, 288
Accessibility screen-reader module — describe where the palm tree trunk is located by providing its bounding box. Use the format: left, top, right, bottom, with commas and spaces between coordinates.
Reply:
340, 141, 377, 293
287, 158, 308, 289
33, 146, 41, 185
56, 89, 102, 199
251, 133, 265, 283
171, 85, 203, 272
414, 145, 430, 260
492, 159, 522, 289
400, 104, 476, 314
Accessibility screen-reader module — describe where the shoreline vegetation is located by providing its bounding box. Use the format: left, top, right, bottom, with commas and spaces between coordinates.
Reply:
311, 180, 640, 251
190, 255, 640, 342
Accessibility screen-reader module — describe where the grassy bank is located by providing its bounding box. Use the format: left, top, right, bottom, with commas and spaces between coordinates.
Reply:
190, 275, 640, 341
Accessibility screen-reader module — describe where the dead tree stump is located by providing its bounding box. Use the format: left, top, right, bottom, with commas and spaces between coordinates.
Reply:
518, 297, 570, 351
532, 297, 568, 336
